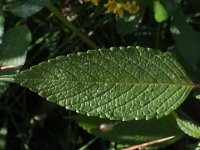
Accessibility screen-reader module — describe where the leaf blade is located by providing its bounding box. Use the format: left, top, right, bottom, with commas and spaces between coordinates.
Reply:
76, 114, 183, 148
0, 46, 193, 120
153, 0, 169, 23
177, 118, 200, 139
170, 9, 200, 70
7, 0, 46, 18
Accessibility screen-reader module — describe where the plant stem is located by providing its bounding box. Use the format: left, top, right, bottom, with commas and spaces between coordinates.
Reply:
45, 0, 99, 49
123, 136, 175, 150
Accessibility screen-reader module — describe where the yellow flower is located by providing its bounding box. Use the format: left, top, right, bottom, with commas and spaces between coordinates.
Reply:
104, 0, 140, 18
84, 0, 99, 6
123, 1, 140, 15
104, 0, 125, 18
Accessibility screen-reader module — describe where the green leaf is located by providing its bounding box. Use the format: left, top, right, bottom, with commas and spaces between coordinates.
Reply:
153, 0, 169, 23
177, 118, 200, 139
170, 9, 200, 70
0, 25, 31, 95
0, 25, 31, 66
7, 0, 46, 17
0, 46, 193, 120
76, 114, 183, 148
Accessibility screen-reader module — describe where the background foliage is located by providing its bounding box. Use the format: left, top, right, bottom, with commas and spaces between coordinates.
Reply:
0, 0, 200, 149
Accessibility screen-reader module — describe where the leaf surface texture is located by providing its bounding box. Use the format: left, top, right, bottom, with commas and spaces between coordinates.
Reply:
0, 46, 193, 120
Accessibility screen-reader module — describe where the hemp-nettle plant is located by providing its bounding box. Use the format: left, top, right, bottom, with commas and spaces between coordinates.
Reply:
1, 0, 200, 149
0, 46, 197, 120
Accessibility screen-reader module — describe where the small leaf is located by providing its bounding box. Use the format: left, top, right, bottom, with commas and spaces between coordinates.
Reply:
0, 25, 31, 66
76, 115, 183, 148
7, 0, 46, 17
0, 25, 31, 95
0, 46, 193, 120
177, 118, 200, 139
153, 0, 169, 23
170, 9, 200, 70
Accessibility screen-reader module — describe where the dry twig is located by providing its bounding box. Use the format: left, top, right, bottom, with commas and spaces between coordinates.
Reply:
0, 65, 22, 70
123, 136, 175, 150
